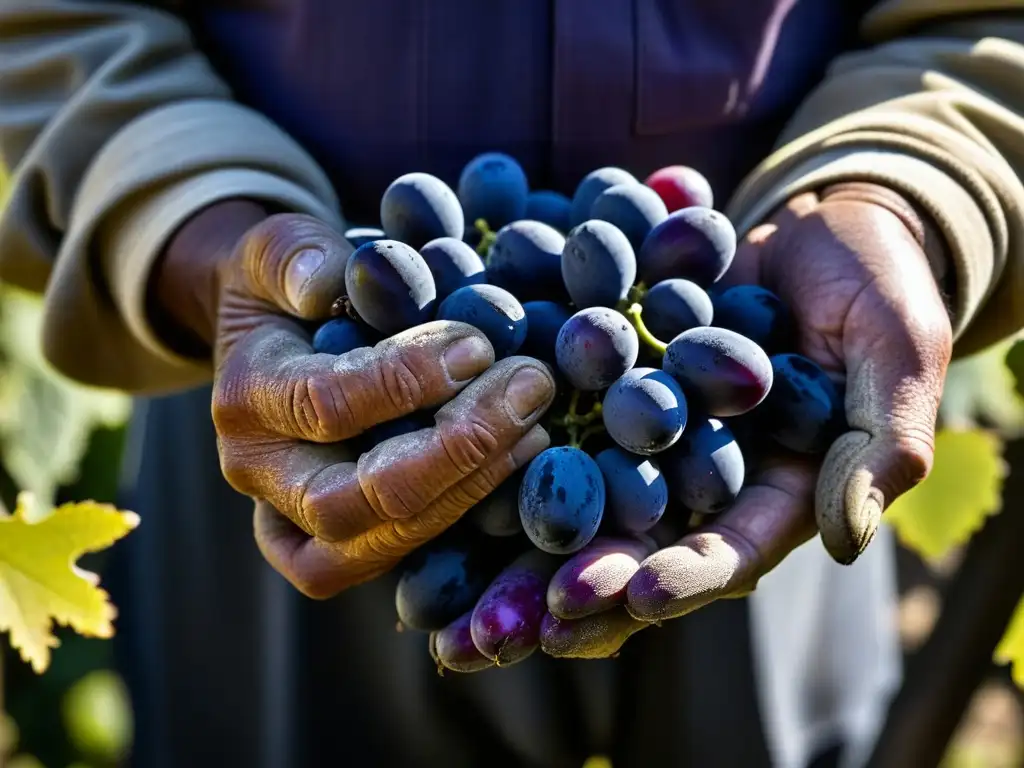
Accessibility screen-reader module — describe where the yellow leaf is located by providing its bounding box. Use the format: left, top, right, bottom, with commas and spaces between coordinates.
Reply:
995, 597, 1024, 689
0, 493, 139, 673
886, 429, 1006, 562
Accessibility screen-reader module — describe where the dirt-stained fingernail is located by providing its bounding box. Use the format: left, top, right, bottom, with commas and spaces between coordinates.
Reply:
284, 249, 326, 310
444, 336, 493, 381
506, 367, 554, 419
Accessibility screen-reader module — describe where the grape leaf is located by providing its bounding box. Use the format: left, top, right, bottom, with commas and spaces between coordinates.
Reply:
940, 337, 1024, 435
885, 429, 1006, 562
1006, 338, 1024, 400
0, 287, 131, 505
0, 493, 139, 673
995, 597, 1024, 689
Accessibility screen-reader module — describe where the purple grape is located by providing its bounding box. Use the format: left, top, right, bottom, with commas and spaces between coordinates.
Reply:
546, 536, 653, 617
519, 446, 606, 555
640, 279, 714, 342
311, 318, 375, 355
555, 307, 639, 391
561, 220, 637, 309
540, 608, 648, 659
436, 284, 526, 359
344, 226, 386, 248
602, 368, 687, 455
457, 152, 529, 230
712, 285, 794, 354
595, 448, 668, 534
394, 530, 502, 632
590, 182, 669, 252
469, 549, 562, 666
758, 353, 845, 454
487, 220, 568, 303
430, 611, 494, 673
662, 418, 744, 514
520, 301, 573, 365
419, 237, 486, 301
662, 326, 772, 417
637, 207, 736, 287
570, 167, 639, 227
344, 240, 437, 335
525, 190, 572, 232
380, 172, 464, 249
465, 472, 524, 537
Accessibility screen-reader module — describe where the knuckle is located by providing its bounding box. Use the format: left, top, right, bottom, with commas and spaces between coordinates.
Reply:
440, 416, 502, 474
219, 449, 257, 496
211, 370, 251, 436
377, 348, 425, 414
291, 373, 357, 442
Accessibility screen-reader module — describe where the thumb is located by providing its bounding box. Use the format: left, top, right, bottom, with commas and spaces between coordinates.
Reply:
815, 233, 952, 565
237, 213, 354, 320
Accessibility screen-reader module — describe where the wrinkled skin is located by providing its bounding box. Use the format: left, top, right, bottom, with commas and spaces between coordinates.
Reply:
440, 182, 954, 661
157, 207, 557, 598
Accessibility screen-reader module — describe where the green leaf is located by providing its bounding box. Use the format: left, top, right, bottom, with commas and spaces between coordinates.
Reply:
995, 597, 1024, 690
886, 429, 1006, 562
940, 337, 1024, 434
1006, 338, 1024, 400
0, 286, 131, 504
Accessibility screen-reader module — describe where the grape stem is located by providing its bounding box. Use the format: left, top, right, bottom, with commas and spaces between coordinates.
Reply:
554, 389, 606, 449
622, 302, 667, 357
475, 219, 497, 259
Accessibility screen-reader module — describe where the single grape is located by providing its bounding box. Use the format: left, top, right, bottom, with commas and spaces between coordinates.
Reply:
419, 236, 486, 301
470, 549, 562, 665
394, 531, 502, 632
712, 285, 794, 354
457, 152, 529, 229
590, 183, 669, 252
758, 353, 845, 454
525, 190, 572, 232
595, 448, 669, 534
520, 301, 573, 366
540, 608, 647, 659
643, 165, 714, 212
662, 418, 744, 514
430, 611, 494, 673
311, 317, 375, 355
602, 368, 687, 455
465, 471, 524, 537
640, 279, 714, 345
487, 219, 568, 302
380, 172, 464, 249
344, 226, 386, 248
344, 240, 437, 335
561, 220, 637, 309
436, 284, 527, 359
519, 446, 606, 555
637, 207, 736, 287
569, 167, 639, 227
662, 326, 772, 417
555, 307, 639, 391
546, 537, 652, 619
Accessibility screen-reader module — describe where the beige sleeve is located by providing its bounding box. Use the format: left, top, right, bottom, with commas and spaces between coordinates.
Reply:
0, 2, 343, 394
726, 0, 1024, 359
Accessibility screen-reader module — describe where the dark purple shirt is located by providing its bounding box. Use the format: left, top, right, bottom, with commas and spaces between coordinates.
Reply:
188, 0, 872, 225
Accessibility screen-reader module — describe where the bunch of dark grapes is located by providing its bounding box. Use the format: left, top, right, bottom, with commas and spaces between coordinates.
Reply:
313, 154, 846, 672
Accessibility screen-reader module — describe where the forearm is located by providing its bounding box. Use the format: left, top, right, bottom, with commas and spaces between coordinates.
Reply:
727, 0, 1024, 358
0, 2, 342, 393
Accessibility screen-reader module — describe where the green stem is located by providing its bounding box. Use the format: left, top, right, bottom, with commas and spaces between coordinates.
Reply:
475, 218, 497, 259
565, 389, 581, 447
577, 424, 606, 449
623, 302, 667, 357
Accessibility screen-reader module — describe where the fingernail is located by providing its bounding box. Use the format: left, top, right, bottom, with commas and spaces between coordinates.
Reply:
284, 249, 326, 310
506, 367, 554, 419
444, 336, 493, 382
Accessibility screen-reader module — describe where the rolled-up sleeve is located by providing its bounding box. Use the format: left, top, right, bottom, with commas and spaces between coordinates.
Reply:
0, 2, 342, 393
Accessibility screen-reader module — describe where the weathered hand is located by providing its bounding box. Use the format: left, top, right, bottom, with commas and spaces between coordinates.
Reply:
538, 182, 954, 658
155, 207, 556, 599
